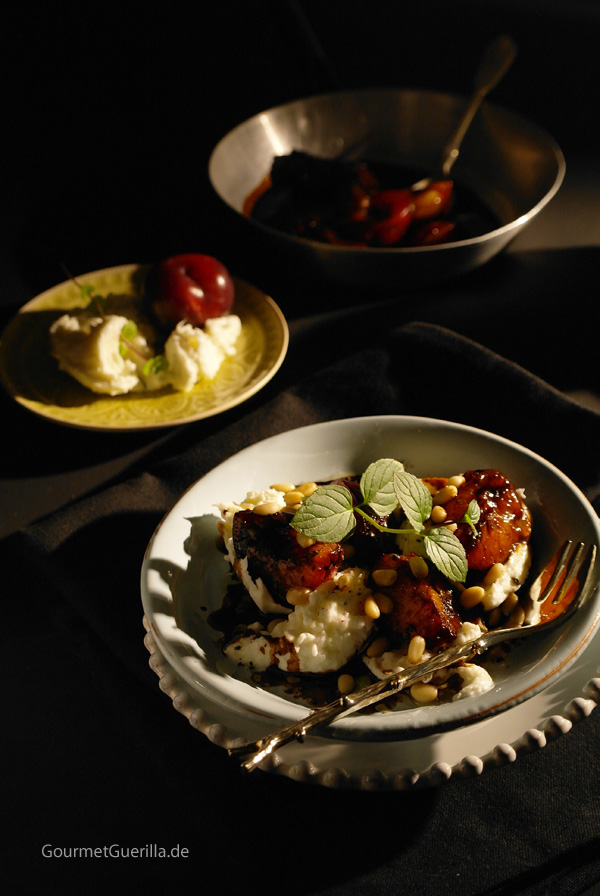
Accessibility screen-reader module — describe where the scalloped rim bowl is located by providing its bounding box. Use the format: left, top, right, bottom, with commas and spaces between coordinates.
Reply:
141, 415, 600, 742
209, 88, 565, 289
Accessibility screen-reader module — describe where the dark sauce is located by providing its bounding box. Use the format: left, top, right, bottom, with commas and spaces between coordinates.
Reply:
245, 150, 500, 248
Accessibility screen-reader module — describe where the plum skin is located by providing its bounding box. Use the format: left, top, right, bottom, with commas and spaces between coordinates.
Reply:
145, 253, 235, 329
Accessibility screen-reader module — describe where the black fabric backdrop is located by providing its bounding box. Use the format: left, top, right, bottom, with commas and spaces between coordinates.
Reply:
3, 309, 600, 896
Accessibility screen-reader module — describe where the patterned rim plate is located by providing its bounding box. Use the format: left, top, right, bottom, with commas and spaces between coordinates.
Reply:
0, 264, 289, 431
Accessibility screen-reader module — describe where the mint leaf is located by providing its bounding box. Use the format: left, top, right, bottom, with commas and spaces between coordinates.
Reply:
143, 354, 169, 376
393, 471, 432, 533
424, 527, 468, 582
85, 288, 106, 316
121, 320, 138, 341
463, 499, 481, 536
80, 283, 96, 305
291, 484, 356, 543
360, 458, 404, 516
119, 320, 140, 358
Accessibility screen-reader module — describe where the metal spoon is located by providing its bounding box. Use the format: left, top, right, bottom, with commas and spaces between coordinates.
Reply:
412, 34, 517, 190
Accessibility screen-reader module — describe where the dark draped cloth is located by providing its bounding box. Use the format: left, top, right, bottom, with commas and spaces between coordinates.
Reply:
3, 247, 600, 896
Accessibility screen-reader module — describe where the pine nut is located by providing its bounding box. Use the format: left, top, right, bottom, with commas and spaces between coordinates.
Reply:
423, 480, 438, 495
319, 579, 337, 592
366, 636, 390, 657
254, 501, 281, 515
337, 673, 355, 694
408, 635, 426, 664
270, 482, 296, 493
337, 571, 353, 588
374, 593, 394, 614
488, 608, 501, 627
286, 587, 311, 606
432, 485, 458, 505
447, 475, 465, 488
502, 592, 519, 616
430, 505, 447, 524
298, 482, 318, 497
460, 585, 485, 609
484, 563, 505, 586
372, 568, 398, 587
284, 490, 306, 506
296, 532, 316, 548
507, 606, 525, 628
410, 682, 438, 704
364, 596, 381, 619
409, 556, 429, 579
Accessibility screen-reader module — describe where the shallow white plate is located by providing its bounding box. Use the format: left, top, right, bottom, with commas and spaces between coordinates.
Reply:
140, 416, 600, 742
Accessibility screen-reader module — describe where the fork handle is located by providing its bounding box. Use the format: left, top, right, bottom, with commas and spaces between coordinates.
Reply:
229, 641, 477, 772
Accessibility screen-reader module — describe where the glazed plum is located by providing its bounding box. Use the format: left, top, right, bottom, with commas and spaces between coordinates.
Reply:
232, 510, 344, 607
443, 469, 532, 571
372, 553, 462, 642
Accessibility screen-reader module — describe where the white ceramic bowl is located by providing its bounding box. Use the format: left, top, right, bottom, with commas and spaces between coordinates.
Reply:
141, 416, 600, 741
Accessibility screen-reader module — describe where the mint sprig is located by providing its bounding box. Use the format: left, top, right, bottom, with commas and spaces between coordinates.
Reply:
463, 499, 481, 536
291, 459, 470, 583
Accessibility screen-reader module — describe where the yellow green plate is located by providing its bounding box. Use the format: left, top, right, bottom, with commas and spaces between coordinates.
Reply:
0, 264, 289, 431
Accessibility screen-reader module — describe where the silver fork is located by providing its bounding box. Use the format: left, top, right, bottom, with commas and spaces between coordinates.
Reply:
229, 540, 596, 772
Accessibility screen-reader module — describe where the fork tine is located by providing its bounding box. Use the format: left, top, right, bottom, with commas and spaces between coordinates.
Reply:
553, 540, 586, 604
570, 542, 596, 609
533, 539, 573, 604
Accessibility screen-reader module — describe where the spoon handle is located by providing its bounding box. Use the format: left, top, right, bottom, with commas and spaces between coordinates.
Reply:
441, 34, 517, 176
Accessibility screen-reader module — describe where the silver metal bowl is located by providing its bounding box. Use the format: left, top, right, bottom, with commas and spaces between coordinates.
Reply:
208, 88, 565, 290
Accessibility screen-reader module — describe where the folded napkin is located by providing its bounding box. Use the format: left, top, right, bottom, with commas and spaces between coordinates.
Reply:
4, 319, 600, 896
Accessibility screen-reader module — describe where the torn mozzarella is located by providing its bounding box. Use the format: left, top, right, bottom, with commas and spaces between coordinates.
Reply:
224, 569, 375, 674
50, 304, 242, 395
161, 316, 241, 391
452, 663, 494, 700
50, 312, 149, 395
479, 542, 531, 611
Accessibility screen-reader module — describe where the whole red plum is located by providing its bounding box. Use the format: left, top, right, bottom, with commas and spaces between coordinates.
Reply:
146, 254, 235, 328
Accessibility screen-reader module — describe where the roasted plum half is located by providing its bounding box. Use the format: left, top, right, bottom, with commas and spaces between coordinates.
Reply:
231, 509, 344, 608
443, 469, 532, 571
372, 553, 462, 644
